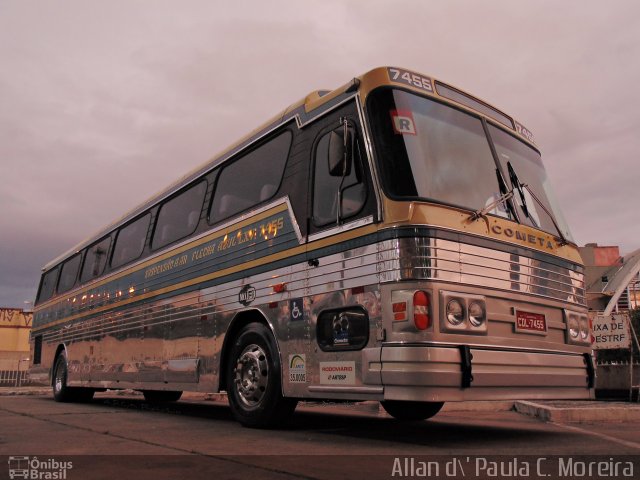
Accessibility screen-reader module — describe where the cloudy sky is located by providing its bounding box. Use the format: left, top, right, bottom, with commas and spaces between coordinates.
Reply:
1, 0, 639, 308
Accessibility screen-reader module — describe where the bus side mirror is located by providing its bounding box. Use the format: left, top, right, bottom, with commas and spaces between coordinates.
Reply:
328, 129, 353, 177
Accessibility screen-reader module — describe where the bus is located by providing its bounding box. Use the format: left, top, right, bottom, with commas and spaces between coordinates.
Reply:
30, 66, 593, 428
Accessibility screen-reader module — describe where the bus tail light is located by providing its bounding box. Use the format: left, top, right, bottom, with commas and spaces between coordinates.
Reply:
391, 289, 432, 332
392, 301, 407, 321
413, 290, 430, 330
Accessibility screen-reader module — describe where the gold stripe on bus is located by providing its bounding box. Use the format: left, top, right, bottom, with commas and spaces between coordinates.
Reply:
35, 203, 290, 312
382, 198, 583, 264
33, 223, 379, 333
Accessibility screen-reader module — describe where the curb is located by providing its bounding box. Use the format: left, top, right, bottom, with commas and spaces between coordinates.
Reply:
514, 400, 640, 423
0, 387, 50, 396
442, 400, 514, 412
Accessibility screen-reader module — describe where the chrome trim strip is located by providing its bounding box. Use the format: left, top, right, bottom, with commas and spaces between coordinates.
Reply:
307, 215, 374, 243
42, 231, 585, 345
37, 197, 301, 310
382, 341, 585, 356
307, 386, 384, 394
377, 237, 585, 305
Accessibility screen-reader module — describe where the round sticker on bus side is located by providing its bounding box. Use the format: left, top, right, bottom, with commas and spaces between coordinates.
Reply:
289, 354, 307, 383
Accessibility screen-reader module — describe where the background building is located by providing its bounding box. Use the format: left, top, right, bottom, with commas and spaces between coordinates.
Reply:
0, 307, 32, 386
580, 243, 640, 313
581, 244, 640, 399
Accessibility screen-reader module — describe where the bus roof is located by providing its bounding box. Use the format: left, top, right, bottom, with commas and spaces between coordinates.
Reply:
42, 66, 535, 272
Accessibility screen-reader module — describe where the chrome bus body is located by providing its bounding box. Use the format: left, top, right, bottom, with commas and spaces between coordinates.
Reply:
30, 67, 593, 425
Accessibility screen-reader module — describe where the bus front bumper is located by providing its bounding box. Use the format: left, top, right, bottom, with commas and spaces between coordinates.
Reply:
377, 344, 595, 402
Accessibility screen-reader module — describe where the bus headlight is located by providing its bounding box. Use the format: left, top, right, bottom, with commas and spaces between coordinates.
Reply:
440, 291, 488, 335
579, 317, 590, 341
468, 301, 486, 327
568, 317, 579, 339
564, 309, 591, 345
446, 299, 465, 326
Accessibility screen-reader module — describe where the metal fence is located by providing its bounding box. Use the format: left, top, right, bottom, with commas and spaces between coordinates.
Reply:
0, 370, 30, 387
595, 361, 640, 401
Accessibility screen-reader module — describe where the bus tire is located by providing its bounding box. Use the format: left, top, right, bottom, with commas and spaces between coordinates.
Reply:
52, 352, 94, 403
380, 400, 444, 421
143, 390, 183, 403
226, 323, 297, 428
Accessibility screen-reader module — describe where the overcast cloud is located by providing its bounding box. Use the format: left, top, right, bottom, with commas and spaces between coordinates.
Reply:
1, 0, 639, 308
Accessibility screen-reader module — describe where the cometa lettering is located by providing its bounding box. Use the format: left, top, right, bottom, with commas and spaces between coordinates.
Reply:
490, 225, 556, 250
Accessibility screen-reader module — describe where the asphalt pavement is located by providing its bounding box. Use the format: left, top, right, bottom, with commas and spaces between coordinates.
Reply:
2, 386, 640, 422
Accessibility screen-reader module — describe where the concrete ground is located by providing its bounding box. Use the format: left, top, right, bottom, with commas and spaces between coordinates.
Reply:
4, 386, 640, 422
1, 388, 639, 480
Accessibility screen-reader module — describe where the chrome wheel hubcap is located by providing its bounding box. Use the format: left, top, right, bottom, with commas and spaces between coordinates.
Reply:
233, 344, 269, 407
54, 364, 63, 393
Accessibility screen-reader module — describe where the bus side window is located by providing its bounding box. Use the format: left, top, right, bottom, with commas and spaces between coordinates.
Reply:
312, 126, 366, 227
80, 236, 111, 283
210, 131, 292, 224
111, 213, 151, 269
152, 180, 207, 250
36, 266, 60, 304
57, 253, 82, 294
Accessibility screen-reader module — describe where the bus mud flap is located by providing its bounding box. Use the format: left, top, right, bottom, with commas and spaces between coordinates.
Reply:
459, 345, 473, 388
583, 352, 595, 388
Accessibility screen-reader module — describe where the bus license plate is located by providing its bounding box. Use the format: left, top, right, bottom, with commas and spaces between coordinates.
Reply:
515, 310, 547, 334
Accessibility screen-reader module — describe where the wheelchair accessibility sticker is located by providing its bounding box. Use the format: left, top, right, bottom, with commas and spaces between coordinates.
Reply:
289, 298, 304, 322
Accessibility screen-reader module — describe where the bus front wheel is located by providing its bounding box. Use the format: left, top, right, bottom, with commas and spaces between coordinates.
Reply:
380, 400, 444, 421
226, 323, 297, 428
52, 352, 94, 403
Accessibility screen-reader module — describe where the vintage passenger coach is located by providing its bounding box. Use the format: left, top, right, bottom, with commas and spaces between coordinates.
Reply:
30, 67, 594, 427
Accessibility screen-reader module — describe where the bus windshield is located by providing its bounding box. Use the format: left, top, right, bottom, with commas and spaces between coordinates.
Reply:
488, 124, 573, 242
367, 88, 573, 241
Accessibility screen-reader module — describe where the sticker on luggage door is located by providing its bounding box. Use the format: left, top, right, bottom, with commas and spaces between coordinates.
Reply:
320, 361, 356, 385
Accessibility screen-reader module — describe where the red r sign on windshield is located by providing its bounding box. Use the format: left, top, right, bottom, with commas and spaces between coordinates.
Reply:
390, 110, 417, 135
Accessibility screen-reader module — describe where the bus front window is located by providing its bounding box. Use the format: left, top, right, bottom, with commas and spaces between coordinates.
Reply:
368, 88, 511, 219
368, 88, 573, 241
488, 124, 574, 242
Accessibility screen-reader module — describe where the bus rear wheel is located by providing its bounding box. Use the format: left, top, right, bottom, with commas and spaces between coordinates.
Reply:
226, 323, 297, 428
142, 390, 183, 403
52, 353, 95, 403
380, 400, 444, 421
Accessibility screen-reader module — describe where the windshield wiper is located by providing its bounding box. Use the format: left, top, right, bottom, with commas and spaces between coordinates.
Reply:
507, 161, 569, 246
507, 161, 537, 227
468, 169, 514, 221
